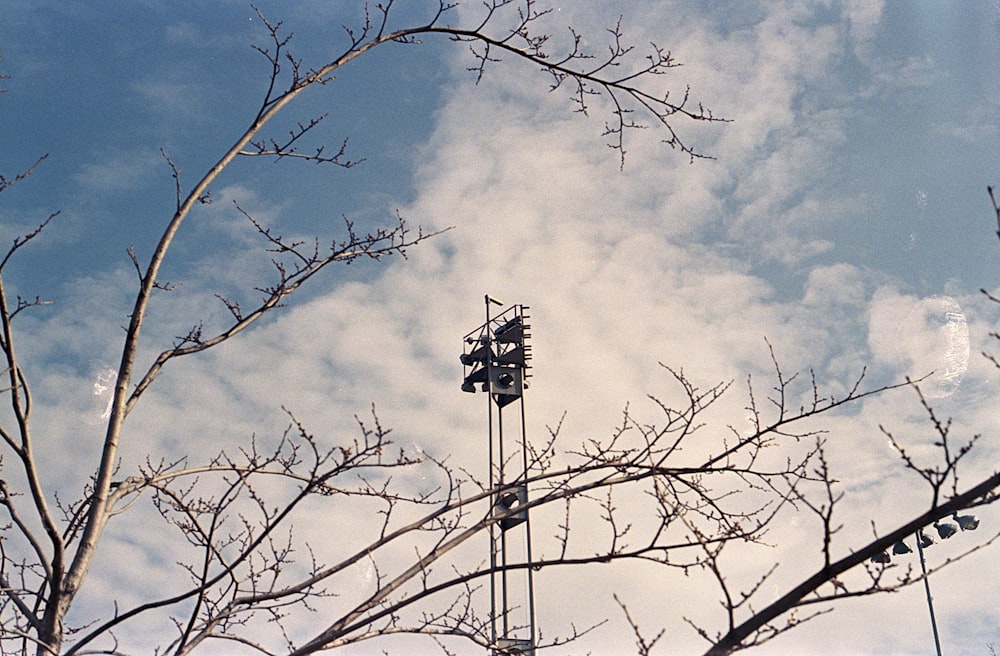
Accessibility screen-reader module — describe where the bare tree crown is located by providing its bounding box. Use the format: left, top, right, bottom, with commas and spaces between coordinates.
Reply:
0, 3, 997, 656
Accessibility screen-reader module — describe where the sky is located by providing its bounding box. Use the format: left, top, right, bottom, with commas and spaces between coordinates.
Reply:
1, 1, 1000, 654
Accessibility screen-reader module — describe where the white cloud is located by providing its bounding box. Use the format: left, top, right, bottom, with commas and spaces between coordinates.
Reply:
130, 4, 990, 650
131, 78, 209, 119
10, 1, 1000, 653
872, 54, 938, 89
802, 263, 867, 307
73, 148, 162, 192
844, 0, 885, 63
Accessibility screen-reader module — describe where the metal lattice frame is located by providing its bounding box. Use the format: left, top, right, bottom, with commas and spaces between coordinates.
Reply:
461, 296, 535, 656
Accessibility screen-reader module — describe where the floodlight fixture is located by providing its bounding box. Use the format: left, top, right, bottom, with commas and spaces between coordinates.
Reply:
495, 484, 528, 530
934, 522, 957, 540
892, 541, 912, 555
494, 637, 534, 656
954, 513, 979, 531
459, 302, 531, 406
494, 316, 524, 343
460, 343, 492, 367
460, 365, 489, 393
489, 367, 523, 407
870, 551, 891, 564
918, 531, 935, 549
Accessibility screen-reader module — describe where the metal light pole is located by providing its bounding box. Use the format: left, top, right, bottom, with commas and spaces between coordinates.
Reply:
874, 513, 981, 656
915, 530, 943, 656
461, 296, 535, 656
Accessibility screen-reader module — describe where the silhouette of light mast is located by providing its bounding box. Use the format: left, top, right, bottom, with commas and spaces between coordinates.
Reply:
461, 295, 535, 656
871, 512, 981, 655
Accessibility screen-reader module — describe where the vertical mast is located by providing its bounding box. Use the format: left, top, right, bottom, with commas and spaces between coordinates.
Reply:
461, 296, 535, 655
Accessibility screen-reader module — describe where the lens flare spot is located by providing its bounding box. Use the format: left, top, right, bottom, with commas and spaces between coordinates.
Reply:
895, 296, 969, 398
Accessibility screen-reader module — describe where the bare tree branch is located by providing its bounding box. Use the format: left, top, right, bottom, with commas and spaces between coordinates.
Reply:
1, 4, 996, 656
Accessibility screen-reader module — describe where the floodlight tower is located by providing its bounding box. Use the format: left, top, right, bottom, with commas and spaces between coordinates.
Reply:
461, 295, 535, 656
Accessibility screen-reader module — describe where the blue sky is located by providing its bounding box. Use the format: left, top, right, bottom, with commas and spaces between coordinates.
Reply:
2, 1, 1000, 654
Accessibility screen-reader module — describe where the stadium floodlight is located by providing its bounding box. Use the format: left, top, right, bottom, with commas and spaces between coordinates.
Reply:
954, 513, 979, 531
870, 551, 891, 564
934, 522, 957, 540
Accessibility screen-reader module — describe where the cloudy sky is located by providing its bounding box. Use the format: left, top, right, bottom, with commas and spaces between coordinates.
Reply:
2, 1, 1000, 654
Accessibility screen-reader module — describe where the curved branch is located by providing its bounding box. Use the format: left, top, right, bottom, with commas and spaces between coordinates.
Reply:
705, 471, 1000, 655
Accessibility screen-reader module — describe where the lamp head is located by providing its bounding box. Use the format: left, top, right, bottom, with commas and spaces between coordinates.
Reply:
935, 522, 958, 539
870, 551, 891, 564
954, 513, 980, 531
